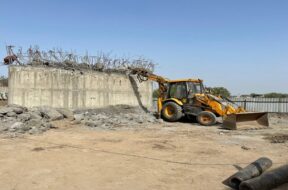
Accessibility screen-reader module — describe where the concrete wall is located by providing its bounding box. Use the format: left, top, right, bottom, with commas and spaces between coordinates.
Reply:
8, 66, 153, 109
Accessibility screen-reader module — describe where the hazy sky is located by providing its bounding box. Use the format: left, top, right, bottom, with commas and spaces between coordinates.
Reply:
1, 0, 287, 95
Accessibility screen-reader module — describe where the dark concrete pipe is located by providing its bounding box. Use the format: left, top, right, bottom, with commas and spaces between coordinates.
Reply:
223, 157, 273, 189
239, 165, 288, 190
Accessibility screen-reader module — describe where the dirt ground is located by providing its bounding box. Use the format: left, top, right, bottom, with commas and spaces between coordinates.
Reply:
0, 121, 288, 190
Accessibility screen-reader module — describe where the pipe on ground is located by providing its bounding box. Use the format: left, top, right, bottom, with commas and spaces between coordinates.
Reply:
239, 165, 288, 190
223, 157, 272, 189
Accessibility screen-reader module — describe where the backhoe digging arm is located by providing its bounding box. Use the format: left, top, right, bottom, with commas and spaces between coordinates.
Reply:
129, 68, 169, 116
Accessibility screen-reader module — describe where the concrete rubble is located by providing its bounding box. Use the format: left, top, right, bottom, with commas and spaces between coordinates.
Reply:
73, 105, 162, 129
0, 104, 64, 136
0, 104, 161, 136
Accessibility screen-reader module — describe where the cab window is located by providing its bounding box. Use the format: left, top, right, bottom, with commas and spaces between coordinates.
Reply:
187, 82, 202, 94
169, 82, 187, 99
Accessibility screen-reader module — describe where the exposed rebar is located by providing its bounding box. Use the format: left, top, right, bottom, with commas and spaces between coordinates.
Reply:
3, 45, 155, 73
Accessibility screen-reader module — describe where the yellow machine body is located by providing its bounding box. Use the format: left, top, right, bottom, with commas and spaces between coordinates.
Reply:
129, 68, 269, 129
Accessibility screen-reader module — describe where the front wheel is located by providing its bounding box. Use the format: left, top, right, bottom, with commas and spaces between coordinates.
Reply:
197, 111, 217, 126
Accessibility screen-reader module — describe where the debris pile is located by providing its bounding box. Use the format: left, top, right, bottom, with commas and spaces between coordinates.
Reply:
73, 105, 161, 129
0, 105, 72, 136
0, 104, 160, 136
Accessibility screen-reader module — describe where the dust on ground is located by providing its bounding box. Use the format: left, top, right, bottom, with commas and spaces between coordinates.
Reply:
0, 115, 288, 190
269, 113, 288, 127
264, 134, 288, 143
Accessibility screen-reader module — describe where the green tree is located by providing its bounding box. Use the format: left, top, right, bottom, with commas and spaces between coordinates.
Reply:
264, 93, 288, 98
0, 76, 8, 86
209, 87, 231, 98
250, 93, 263, 98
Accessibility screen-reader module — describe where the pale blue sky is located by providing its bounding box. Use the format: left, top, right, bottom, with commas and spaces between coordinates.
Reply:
1, 0, 287, 95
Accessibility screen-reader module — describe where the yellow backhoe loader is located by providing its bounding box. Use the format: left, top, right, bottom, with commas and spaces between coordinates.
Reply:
129, 68, 269, 130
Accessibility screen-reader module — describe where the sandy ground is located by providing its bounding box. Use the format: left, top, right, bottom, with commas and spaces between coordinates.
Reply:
0, 121, 288, 190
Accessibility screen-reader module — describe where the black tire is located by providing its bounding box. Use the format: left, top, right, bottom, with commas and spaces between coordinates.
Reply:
161, 102, 183, 122
197, 111, 217, 126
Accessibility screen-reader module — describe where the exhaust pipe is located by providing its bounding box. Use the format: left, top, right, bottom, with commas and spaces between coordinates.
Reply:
222, 112, 269, 130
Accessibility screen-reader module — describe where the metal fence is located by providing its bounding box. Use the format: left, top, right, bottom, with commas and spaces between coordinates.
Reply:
230, 97, 288, 113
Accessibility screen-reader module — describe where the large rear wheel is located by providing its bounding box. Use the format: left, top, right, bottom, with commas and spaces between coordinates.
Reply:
197, 111, 217, 126
161, 102, 183, 122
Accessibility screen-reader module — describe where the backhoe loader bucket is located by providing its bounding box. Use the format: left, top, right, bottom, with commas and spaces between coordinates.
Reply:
222, 112, 269, 130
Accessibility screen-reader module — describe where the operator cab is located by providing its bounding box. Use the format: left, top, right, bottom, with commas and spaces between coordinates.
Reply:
167, 80, 204, 100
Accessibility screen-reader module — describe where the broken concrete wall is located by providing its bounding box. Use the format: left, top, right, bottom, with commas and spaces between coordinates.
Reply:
8, 66, 153, 109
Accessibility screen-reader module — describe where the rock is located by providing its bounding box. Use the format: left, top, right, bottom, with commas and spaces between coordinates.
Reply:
147, 117, 156, 123
9, 122, 24, 132
0, 125, 9, 132
21, 125, 32, 131
0, 107, 14, 114
26, 119, 43, 128
29, 127, 42, 134
28, 111, 42, 120
8, 104, 28, 114
56, 108, 74, 120
241, 145, 251, 150
71, 120, 81, 125
41, 122, 55, 129
38, 106, 64, 121
6, 112, 17, 117
23, 119, 55, 134
157, 118, 164, 123
136, 118, 144, 124
12, 107, 24, 114
91, 114, 109, 120
84, 120, 99, 127
17, 113, 31, 122
4, 117, 17, 122
74, 114, 84, 122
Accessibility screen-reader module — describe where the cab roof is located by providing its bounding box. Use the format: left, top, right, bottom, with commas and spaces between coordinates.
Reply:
167, 79, 203, 83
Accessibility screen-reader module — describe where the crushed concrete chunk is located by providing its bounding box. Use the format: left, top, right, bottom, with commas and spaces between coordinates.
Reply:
0, 107, 14, 114
38, 106, 64, 121
6, 112, 17, 117
17, 113, 31, 122
56, 108, 74, 120
74, 105, 161, 129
